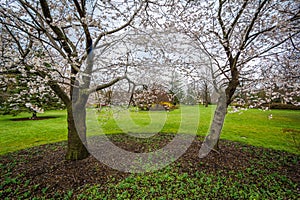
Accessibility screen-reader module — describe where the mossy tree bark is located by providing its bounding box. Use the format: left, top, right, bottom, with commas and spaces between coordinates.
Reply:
65, 105, 89, 160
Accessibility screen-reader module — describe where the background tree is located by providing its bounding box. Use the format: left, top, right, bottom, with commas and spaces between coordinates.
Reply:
0, 61, 65, 118
233, 40, 300, 110
196, 68, 213, 107
132, 84, 175, 111
199, 79, 212, 107
0, 0, 146, 160
183, 82, 198, 105
169, 70, 185, 105
171, 0, 300, 156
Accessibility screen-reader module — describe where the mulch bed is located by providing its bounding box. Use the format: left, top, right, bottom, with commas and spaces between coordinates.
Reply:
1, 134, 299, 198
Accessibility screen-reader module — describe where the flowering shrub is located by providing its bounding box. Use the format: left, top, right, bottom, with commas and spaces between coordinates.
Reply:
132, 85, 176, 111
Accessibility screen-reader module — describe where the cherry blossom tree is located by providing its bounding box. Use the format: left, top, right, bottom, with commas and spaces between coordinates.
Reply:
0, 0, 146, 160
169, 0, 300, 156
233, 40, 300, 110
132, 84, 175, 111
0, 28, 64, 117
1, 0, 299, 162
0, 71, 65, 118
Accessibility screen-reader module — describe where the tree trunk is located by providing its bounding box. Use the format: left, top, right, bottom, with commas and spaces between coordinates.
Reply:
214, 139, 219, 150
65, 106, 89, 160
204, 83, 209, 107
205, 94, 209, 107
199, 91, 227, 158
31, 112, 37, 119
199, 63, 239, 157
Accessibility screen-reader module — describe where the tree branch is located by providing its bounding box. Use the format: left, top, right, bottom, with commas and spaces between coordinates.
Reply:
241, 31, 300, 65
93, 0, 145, 49
87, 75, 126, 95
239, 0, 268, 51
227, 0, 249, 38
39, 0, 74, 56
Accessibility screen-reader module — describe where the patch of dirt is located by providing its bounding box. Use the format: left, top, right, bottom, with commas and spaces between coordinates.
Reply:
1, 134, 299, 198
10, 116, 58, 121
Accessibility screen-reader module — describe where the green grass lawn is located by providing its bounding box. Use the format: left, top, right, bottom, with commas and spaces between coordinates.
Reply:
0, 106, 299, 155
94, 105, 300, 155
0, 110, 67, 155
222, 108, 300, 154
1, 106, 299, 199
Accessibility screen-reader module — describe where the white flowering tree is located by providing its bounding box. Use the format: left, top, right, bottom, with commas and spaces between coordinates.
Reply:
132, 84, 175, 111
166, 0, 300, 156
0, 0, 147, 160
233, 40, 300, 110
0, 50, 64, 118
0, 73, 64, 118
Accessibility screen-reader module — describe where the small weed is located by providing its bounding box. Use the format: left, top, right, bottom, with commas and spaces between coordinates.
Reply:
41, 186, 49, 194
64, 190, 73, 199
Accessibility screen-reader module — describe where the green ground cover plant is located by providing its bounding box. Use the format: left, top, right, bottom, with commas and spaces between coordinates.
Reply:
79, 166, 298, 200
1, 138, 298, 199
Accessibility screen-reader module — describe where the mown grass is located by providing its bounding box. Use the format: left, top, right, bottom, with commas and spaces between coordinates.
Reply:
0, 111, 67, 155
1, 106, 299, 199
222, 108, 300, 154
94, 105, 300, 155
1, 105, 299, 155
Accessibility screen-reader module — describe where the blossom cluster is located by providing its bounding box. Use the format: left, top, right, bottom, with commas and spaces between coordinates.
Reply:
25, 103, 44, 113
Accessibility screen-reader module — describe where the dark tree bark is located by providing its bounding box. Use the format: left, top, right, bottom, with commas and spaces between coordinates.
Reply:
204, 84, 209, 108
65, 106, 89, 160
31, 112, 37, 119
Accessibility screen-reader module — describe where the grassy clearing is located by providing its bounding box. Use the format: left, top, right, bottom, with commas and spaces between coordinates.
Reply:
1, 107, 299, 199
95, 105, 300, 154
0, 106, 299, 155
222, 108, 300, 154
0, 111, 67, 155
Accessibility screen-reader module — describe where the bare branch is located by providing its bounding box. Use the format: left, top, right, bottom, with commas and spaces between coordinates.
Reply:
39, 0, 74, 56
227, 0, 249, 38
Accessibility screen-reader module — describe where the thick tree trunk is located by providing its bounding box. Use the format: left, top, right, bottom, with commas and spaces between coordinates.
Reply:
65, 106, 89, 160
199, 91, 227, 158
199, 62, 239, 157
214, 139, 219, 150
